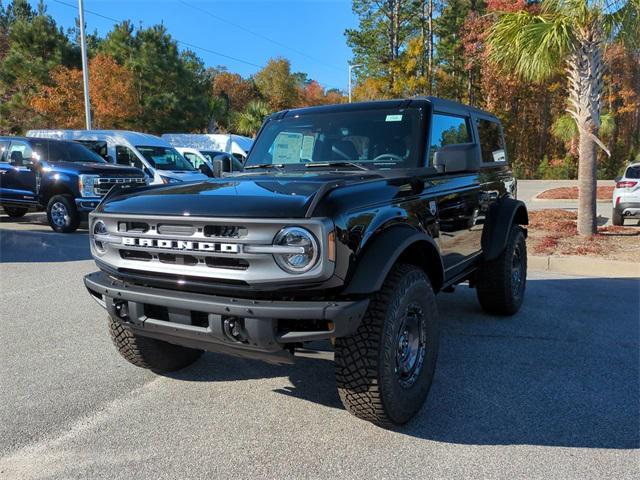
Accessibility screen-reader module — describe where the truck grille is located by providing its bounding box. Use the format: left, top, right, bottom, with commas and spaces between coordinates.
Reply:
95, 177, 146, 196
90, 214, 333, 286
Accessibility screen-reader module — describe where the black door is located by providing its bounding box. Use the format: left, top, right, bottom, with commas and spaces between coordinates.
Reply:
427, 113, 483, 274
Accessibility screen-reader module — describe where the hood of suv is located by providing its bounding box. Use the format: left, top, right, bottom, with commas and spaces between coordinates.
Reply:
48, 161, 144, 177
97, 172, 379, 218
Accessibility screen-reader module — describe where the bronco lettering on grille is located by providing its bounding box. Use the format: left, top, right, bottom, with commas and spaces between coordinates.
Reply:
121, 237, 239, 253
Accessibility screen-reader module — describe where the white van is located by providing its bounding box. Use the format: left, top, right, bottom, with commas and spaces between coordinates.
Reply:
26, 130, 208, 185
161, 134, 253, 162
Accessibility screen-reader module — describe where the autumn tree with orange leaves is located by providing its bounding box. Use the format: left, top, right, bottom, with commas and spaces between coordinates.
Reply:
31, 53, 139, 129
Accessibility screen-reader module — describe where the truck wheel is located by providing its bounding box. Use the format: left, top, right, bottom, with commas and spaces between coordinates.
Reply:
612, 208, 624, 226
46, 195, 80, 233
476, 225, 527, 316
3, 206, 28, 218
108, 316, 203, 372
335, 264, 439, 426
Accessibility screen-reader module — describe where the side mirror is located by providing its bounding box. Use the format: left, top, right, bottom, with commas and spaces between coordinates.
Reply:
614, 176, 622, 183
213, 154, 233, 176
433, 144, 479, 174
212, 159, 224, 178
106, 155, 114, 163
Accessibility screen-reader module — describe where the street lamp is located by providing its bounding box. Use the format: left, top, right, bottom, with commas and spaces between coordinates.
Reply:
78, 0, 92, 129
348, 64, 363, 103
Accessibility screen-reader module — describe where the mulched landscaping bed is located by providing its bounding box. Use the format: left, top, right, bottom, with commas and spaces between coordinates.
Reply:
536, 186, 614, 200
527, 209, 640, 262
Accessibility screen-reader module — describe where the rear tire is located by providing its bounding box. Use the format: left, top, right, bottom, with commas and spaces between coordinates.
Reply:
335, 264, 439, 426
108, 316, 203, 372
476, 225, 527, 316
46, 195, 80, 233
3, 206, 28, 218
612, 208, 624, 226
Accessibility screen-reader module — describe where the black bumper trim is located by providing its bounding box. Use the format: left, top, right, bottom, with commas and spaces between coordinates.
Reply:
84, 271, 369, 356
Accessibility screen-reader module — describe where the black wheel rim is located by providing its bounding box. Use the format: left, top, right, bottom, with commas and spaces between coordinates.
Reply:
511, 243, 523, 297
395, 303, 427, 388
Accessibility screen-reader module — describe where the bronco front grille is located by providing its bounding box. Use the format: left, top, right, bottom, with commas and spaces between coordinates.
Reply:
90, 214, 333, 286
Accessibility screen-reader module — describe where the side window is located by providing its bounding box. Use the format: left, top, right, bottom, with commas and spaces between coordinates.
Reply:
476, 119, 506, 163
116, 146, 139, 167
429, 114, 471, 163
7, 141, 34, 166
183, 152, 204, 169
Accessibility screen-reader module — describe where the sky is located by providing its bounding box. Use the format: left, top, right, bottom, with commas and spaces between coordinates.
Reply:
40, 0, 358, 91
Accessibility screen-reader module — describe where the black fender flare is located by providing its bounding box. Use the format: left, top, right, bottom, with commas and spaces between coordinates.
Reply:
481, 197, 528, 261
344, 226, 444, 295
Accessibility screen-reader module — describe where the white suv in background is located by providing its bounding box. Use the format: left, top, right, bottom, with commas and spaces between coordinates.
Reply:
612, 162, 640, 226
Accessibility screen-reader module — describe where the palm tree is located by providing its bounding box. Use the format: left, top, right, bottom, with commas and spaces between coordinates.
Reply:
232, 100, 271, 137
487, 0, 639, 235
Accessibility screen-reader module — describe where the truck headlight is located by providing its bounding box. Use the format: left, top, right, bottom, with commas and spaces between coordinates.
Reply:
79, 174, 99, 197
273, 227, 319, 274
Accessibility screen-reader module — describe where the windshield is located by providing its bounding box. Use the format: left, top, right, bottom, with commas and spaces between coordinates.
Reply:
245, 107, 424, 170
31, 139, 106, 163
136, 146, 195, 171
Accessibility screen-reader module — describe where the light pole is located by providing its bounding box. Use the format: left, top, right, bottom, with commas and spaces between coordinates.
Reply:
78, 0, 92, 129
348, 64, 362, 103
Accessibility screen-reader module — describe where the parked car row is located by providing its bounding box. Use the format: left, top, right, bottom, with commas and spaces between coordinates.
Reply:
0, 130, 253, 232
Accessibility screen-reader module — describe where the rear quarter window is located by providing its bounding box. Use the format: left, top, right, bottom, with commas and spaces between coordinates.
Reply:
476, 119, 506, 163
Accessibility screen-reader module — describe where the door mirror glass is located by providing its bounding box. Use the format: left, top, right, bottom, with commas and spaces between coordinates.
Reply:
433, 144, 479, 173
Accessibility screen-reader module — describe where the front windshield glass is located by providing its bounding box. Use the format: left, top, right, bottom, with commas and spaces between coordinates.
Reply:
31, 139, 106, 163
136, 146, 195, 171
245, 107, 424, 170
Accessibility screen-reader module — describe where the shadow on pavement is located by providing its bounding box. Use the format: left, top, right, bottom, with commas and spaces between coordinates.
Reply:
0, 228, 91, 262
168, 276, 639, 449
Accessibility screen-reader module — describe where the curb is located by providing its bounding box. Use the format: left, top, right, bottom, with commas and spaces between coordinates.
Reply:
528, 255, 639, 278
531, 193, 610, 203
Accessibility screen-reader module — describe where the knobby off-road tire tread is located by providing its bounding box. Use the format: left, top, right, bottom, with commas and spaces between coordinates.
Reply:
108, 316, 202, 372
335, 264, 436, 427
476, 225, 526, 316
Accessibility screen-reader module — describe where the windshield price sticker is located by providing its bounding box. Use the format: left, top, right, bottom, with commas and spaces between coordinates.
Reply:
273, 132, 304, 164
385, 114, 403, 122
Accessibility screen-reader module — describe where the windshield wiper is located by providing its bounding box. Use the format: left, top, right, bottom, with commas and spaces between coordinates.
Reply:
244, 163, 285, 171
304, 161, 369, 171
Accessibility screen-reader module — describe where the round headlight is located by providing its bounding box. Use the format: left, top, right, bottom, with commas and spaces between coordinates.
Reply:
273, 227, 319, 274
93, 220, 107, 254
93, 220, 107, 236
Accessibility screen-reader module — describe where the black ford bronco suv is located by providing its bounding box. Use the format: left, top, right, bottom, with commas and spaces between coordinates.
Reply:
0, 136, 146, 232
84, 97, 528, 426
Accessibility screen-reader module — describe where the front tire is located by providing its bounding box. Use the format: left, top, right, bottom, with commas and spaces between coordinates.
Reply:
612, 208, 624, 226
108, 316, 203, 372
46, 195, 80, 233
3, 206, 28, 218
476, 225, 527, 316
335, 264, 439, 426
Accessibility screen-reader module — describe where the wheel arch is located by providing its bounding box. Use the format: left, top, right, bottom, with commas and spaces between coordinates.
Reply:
344, 226, 444, 295
482, 197, 528, 261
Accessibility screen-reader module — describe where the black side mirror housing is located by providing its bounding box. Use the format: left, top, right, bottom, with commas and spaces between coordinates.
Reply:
433, 144, 480, 174
614, 176, 622, 183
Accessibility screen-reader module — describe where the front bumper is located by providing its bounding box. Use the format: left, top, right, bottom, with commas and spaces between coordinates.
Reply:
75, 197, 102, 212
84, 271, 368, 361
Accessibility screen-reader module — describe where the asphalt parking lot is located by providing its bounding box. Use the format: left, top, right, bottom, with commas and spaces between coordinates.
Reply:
1, 214, 638, 479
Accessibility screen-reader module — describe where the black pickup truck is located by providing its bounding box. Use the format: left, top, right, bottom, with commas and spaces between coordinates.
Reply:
84, 97, 528, 426
0, 137, 146, 232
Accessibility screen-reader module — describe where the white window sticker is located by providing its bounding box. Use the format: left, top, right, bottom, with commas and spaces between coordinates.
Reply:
385, 114, 403, 122
273, 132, 303, 164
300, 135, 315, 160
